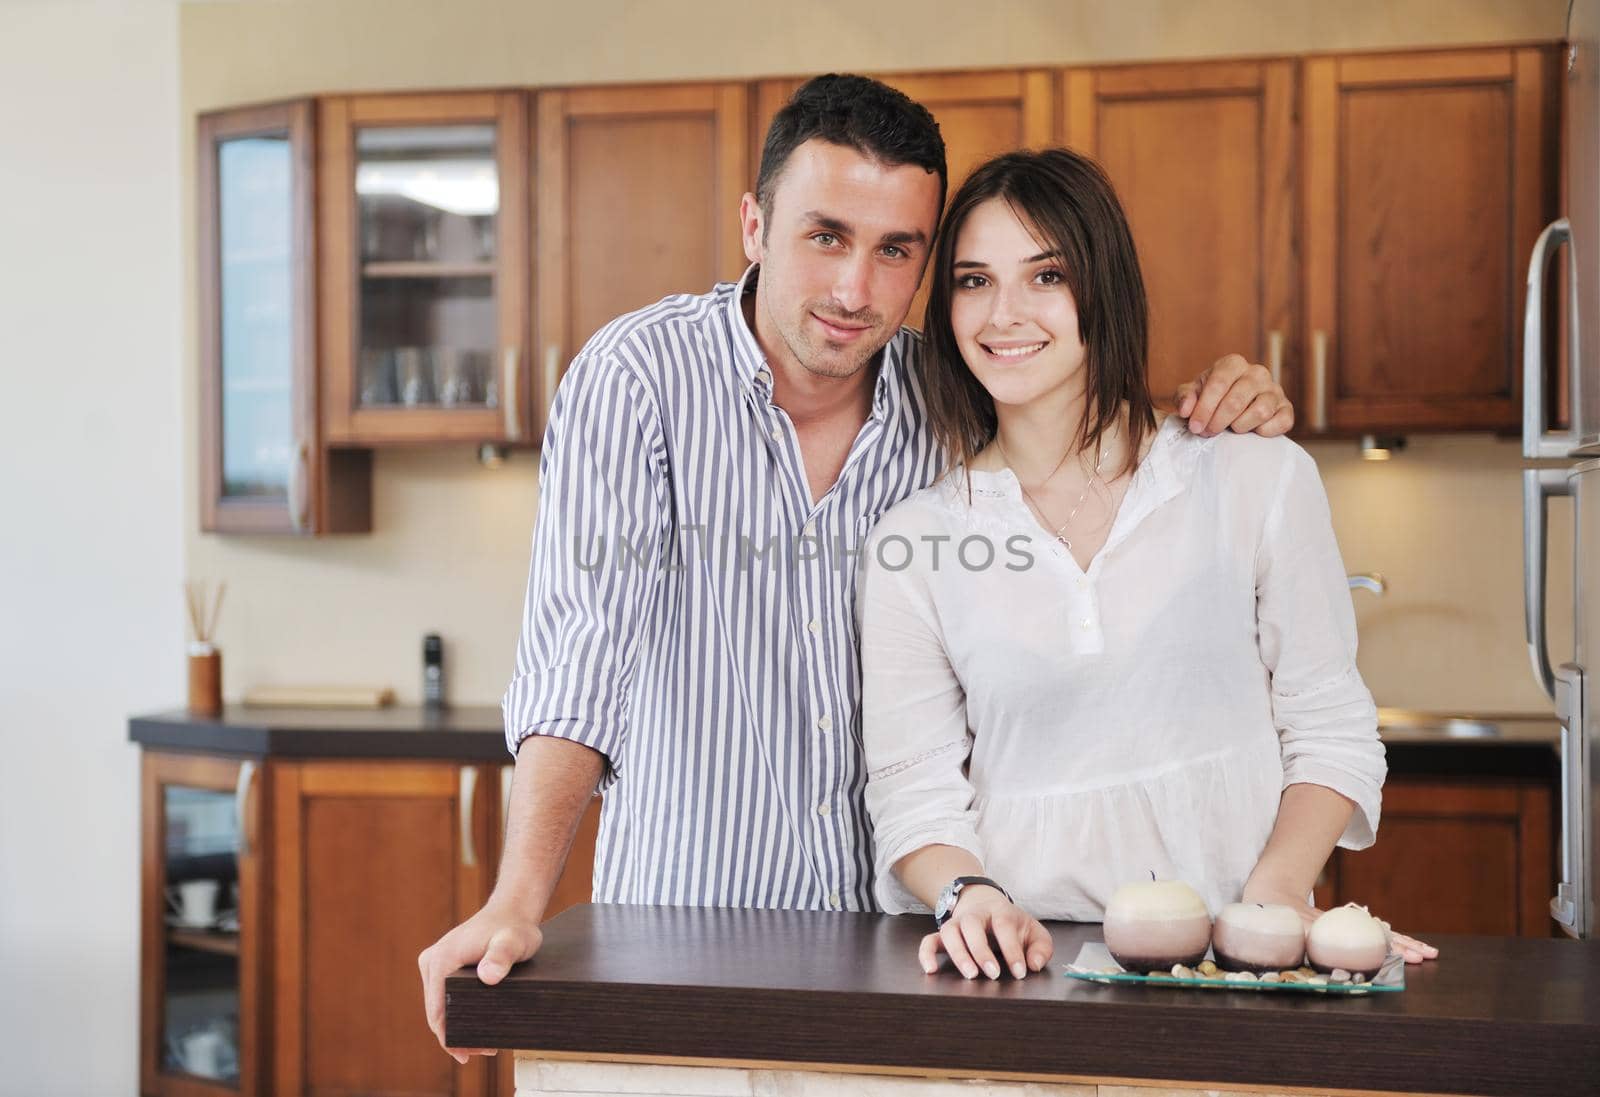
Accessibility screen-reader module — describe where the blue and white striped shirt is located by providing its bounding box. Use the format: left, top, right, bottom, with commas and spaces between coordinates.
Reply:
502, 265, 942, 911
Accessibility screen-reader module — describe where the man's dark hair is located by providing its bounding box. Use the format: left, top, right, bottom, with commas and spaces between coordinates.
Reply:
755, 74, 947, 220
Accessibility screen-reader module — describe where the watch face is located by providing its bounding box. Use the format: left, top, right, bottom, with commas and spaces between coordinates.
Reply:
934, 882, 958, 922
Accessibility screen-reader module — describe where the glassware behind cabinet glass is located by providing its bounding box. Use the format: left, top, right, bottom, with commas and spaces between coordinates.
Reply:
353, 123, 498, 412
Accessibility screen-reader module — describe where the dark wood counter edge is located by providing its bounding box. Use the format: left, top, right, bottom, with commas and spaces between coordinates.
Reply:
128, 707, 511, 762
449, 980, 1596, 1097
446, 906, 1600, 1097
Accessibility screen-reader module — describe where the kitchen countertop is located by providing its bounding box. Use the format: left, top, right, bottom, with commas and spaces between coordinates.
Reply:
446, 903, 1600, 1097
128, 704, 507, 761
127, 705, 1559, 774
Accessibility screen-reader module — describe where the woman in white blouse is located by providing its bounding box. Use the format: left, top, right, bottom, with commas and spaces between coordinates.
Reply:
858, 148, 1437, 982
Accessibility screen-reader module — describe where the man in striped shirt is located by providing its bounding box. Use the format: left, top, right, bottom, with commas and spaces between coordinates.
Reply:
421, 74, 1293, 1058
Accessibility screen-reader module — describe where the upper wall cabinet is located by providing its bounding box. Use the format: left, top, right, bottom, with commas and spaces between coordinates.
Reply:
754, 71, 1056, 331
1063, 60, 1297, 410
198, 101, 371, 535
1302, 47, 1560, 433
533, 84, 750, 440
318, 93, 532, 446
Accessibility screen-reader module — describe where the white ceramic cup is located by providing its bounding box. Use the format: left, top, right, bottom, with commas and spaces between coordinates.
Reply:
181, 1028, 227, 1077
167, 879, 220, 927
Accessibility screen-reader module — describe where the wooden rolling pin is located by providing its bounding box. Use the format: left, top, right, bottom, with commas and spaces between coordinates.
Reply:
241, 685, 395, 709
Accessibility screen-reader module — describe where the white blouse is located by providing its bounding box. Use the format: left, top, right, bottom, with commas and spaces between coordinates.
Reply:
858, 416, 1384, 920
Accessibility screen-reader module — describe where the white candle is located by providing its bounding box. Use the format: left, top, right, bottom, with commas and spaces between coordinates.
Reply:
1103, 879, 1212, 971
1213, 902, 1306, 973
1306, 904, 1390, 977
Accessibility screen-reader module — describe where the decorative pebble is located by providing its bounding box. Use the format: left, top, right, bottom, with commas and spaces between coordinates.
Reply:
1330, 968, 1352, 984
1146, 971, 1173, 979
1171, 964, 1195, 979
1197, 960, 1219, 977
1353, 973, 1367, 984
1260, 971, 1282, 983
1280, 971, 1308, 984
1309, 974, 1329, 986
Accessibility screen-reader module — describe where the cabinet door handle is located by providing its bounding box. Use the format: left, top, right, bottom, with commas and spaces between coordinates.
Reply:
502, 347, 522, 443
1309, 330, 1329, 432
287, 440, 311, 532
459, 767, 478, 868
235, 759, 257, 858
1266, 329, 1284, 387
1551, 663, 1586, 934
1523, 218, 1579, 459
543, 344, 561, 418
1524, 467, 1573, 699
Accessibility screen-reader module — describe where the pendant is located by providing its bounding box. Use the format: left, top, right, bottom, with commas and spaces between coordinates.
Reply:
1057, 534, 1072, 549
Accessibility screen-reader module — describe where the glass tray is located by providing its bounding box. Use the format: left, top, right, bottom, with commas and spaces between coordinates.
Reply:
1064, 941, 1404, 994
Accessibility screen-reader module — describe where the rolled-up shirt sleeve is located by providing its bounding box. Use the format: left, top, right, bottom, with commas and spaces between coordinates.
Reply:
500, 351, 669, 787
1255, 445, 1385, 849
858, 511, 985, 914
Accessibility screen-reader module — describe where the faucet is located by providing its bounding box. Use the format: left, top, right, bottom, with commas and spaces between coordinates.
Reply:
1347, 573, 1387, 596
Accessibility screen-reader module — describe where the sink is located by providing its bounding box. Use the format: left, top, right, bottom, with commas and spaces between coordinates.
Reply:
1377, 708, 1501, 739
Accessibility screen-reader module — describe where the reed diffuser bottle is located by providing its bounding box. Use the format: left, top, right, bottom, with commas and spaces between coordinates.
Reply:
185, 580, 225, 716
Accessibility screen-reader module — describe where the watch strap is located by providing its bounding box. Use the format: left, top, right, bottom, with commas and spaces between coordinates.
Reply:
935, 875, 1010, 927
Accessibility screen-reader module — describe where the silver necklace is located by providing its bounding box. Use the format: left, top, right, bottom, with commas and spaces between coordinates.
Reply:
996, 436, 1108, 549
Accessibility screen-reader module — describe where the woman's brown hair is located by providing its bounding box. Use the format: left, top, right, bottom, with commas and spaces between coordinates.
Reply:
922, 147, 1156, 484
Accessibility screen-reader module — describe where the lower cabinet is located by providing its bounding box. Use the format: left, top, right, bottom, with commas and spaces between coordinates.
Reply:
139, 750, 598, 1097
1314, 775, 1556, 937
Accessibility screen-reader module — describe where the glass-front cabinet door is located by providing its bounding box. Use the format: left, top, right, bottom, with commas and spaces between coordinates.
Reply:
140, 753, 264, 1097
319, 93, 530, 445
197, 101, 370, 535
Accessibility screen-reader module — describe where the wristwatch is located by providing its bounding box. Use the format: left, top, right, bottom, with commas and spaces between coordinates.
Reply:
933, 875, 1010, 927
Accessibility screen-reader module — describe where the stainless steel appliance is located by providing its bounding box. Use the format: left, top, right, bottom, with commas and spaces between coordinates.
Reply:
1523, 0, 1600, 939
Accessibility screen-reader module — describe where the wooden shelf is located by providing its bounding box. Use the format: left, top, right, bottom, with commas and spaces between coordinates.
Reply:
360, 260, 494, 278
167, 927, 240, 956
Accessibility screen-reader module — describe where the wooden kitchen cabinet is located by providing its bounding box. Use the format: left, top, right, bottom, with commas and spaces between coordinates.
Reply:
140, 751, 268, 1097
754, 70, 1055, 331
1302, 46, 1561, 433
139, 734, 604, 1097
533, 83, 750, 440
198, 102, 371, 535
1062, 60, 1296, 410
271, 760, 497, 1097
318, 92, 532, 446
1314, 776, 1555, 937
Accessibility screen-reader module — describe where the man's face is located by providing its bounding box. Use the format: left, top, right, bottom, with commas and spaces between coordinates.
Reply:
740, 139, 942, 381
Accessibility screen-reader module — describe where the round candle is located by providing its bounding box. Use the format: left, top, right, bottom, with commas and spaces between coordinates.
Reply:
1212, 902, 1306, 973
1306, 904, 1390, 977
1103, 879, 1212, 971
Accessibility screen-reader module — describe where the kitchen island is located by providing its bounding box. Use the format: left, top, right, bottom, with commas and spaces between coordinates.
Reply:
446, 903, 1600, 1097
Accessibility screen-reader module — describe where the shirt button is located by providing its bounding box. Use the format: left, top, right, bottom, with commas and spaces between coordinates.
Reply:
817, 802, 832, 816
807, 618, 821, 635
756, 367, 772, 385
803, 521, 816, 536
770, 425, 782, 441
816, 714, 833, 731
1081, 618, 1093, 630
1077, 577, 1088, 589
828, 891, 841, 908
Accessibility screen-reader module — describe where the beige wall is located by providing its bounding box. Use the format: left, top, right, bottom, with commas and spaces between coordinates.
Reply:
179, 0, 1574, 715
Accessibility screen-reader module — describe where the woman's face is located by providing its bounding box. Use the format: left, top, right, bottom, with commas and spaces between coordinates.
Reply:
948, 197, 1087, 411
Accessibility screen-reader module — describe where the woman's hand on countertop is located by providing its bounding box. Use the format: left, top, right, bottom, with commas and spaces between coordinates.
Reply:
918, 885, 1054, 980
1241, 880, 1440, 966
418, 895, 544, 1063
